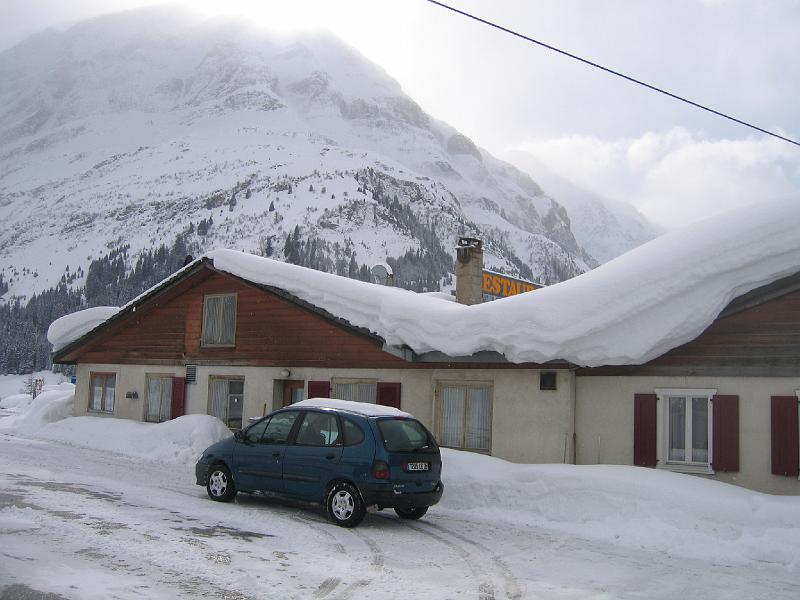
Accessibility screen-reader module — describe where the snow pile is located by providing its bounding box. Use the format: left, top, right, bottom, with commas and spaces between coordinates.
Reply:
0, 393, 34, 410
47, 306, 119, 351
440, 449, 800, 568
0, 383, 75, 432
0, 385, 231, 465
204, 198, 800, 366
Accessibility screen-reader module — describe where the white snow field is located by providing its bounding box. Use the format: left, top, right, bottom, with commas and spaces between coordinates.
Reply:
1, 385, 799, 599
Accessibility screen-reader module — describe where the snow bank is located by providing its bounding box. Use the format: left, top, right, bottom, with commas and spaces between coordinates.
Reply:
0, 393, 33, 410
440, 449, 800, 568
47, 306, 119, 351
0, 386, 231, 465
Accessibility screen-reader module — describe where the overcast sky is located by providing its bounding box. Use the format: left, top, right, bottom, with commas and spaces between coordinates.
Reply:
2, 0, 799, 229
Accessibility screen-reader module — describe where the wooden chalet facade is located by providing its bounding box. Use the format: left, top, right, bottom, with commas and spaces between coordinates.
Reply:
53, 258, 800, 494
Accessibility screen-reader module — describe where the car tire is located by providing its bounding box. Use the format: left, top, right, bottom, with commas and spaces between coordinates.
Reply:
206, 464, 237, 502
326, 482, 366, 527
394, 506, 428, 520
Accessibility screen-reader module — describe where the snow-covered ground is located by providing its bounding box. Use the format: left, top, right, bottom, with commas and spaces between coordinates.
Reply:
1, 381, 799, 598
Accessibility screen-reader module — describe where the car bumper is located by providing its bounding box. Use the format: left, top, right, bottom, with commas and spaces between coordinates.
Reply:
358, 481, 444, 510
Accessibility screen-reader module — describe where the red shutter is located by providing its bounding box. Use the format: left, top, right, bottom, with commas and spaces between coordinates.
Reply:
171, 377, 186, 419
308, 381, 330, 399
712, 395, 739, 472
377, 382, 402, 409
633, 393, 657, 467
771, 396, 799, 476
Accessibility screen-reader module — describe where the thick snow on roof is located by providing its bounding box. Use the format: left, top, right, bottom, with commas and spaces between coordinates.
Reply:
207, 198, 800, 366
292, 398, 412, 418
47, 306, 120, 352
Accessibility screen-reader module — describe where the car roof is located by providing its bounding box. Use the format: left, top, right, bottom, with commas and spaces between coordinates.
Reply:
291, 398, 413, 419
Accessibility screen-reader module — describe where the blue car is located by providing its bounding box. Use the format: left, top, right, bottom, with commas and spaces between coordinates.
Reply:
195, 398, 444, 527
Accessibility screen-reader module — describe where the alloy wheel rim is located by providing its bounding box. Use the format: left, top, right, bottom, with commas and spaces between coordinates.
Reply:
331, 490, 354, 520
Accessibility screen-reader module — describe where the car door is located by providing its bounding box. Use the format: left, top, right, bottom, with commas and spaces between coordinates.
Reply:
282, 410, 343, 501
233, 410, 300, 493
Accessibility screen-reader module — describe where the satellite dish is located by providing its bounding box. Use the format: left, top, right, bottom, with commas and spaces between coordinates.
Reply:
370, 263, 394, 286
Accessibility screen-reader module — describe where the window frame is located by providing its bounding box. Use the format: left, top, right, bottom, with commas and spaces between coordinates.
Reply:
655, 388, 716, 474
795, 389, 800, 482
208, 376, 245, 430
88, 372, 116, 414
201, 293, 238, 347
435, 381, 493, 453
332, 378, 378, 404
144, 373, 173, 423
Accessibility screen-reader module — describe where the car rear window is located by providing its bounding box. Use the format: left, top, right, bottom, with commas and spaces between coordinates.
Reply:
377, 419, 434, 452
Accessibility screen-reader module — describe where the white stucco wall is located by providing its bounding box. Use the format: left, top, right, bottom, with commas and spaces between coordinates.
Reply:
74, 363, 575, 464
576, 375, 800, 494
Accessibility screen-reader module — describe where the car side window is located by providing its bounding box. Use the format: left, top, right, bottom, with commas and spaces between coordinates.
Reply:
262, 411, 299, 445
244, 418, 270, 443
295, 412, 341, 447
342, 418, 365, 446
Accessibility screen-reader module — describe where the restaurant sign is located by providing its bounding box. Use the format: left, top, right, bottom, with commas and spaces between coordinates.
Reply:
482, 270, 542, 299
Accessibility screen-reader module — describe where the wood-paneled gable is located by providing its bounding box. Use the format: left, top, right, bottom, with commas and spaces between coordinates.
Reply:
579, 284, 800, 376
67, 268, 408, 368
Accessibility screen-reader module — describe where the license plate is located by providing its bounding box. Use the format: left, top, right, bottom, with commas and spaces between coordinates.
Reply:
406, 462, 429, 471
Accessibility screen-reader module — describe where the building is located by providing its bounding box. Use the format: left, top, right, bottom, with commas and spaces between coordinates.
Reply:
50, 200, 800, 494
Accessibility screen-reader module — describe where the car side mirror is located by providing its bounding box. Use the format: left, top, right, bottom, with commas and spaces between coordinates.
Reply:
234, 430, 245, 442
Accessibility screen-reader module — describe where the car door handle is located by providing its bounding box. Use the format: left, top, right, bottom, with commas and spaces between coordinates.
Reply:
325, 454, 335, 460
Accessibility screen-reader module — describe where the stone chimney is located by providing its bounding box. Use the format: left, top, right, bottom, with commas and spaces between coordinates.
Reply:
455, 237, 483, 305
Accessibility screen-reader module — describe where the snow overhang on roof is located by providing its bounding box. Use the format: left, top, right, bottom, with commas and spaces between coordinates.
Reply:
50, 198, 800, 367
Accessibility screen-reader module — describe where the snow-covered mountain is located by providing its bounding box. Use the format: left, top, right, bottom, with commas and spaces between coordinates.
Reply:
503, 151, 661, 263
0, 6, 607, 300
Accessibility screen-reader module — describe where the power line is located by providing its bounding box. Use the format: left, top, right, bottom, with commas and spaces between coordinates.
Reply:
424, 0, 800, 148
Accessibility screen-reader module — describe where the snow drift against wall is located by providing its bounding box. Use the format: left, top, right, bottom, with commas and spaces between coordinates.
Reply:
48, 198, 800, 366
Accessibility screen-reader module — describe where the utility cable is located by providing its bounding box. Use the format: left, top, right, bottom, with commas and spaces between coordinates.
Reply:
424, 0, 800, 148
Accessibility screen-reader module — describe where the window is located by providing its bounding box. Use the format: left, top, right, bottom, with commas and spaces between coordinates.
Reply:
342, 418, 365, 446
333, 379, 377, 404
438, 384, 492, 451
295, 412, 341, 447
145, 375, 173, 423
540, 372, 557, 391
656, 388, 714, 472
89, 373, 116, 413
378, 419, 433, 452
262, 411, 300, 444
209, 377, 244, 429
202, 294, 237, 346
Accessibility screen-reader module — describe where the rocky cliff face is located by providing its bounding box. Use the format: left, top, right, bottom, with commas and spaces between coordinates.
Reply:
0, 6, 601, 300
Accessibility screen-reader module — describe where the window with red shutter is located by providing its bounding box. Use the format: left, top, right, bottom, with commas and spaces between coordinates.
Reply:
633, 393, 657, 467
377, 382, 401, 409
771, 396, 799, 477
711, 395, 739, 472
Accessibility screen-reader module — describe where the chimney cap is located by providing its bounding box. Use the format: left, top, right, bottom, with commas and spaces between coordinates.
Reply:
456, 237, 482, 250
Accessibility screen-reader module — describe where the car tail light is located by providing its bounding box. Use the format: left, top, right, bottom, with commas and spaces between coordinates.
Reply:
372, 461, 390, 480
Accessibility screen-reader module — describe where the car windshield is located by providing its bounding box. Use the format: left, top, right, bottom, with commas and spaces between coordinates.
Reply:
377, 419, 435, 452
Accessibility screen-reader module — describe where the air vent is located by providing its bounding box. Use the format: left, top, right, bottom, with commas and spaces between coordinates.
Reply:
185, 364, 197, 384
539, 372, 557, 391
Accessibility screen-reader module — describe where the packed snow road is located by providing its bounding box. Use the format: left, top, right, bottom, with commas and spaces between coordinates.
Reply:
1, 434, 799, 600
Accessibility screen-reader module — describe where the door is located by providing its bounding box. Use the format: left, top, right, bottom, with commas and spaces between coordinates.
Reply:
283, 411, 343, 501
233, 410, 300, 493
282, 380, 305, 407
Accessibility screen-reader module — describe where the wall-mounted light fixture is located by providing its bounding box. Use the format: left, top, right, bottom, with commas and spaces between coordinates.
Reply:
279, 369, 291, 379
125, 390, 139, 400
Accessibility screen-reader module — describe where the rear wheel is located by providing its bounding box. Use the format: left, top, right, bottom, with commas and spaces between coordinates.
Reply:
326, 482, 366, 527
206, 464, 237, 502
394, 506, 428, 520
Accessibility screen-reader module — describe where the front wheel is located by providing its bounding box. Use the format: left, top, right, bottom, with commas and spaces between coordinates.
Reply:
326, 482, 366, 527
394, 506, 428, 520
206, 464, 237, 502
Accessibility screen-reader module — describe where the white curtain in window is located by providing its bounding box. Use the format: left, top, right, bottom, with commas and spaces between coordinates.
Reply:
358, 382, 377, 404
204, 297, 222, 344
440, 386, 465, 448
91, 378, 103, 411
466, 387, 491, 451
335, 383, 356, 402
147, 378, 162, 422
221, 295, 236, 344
668, 397, 686, 462
210, 379, 228, 422
103, 376, 115, 412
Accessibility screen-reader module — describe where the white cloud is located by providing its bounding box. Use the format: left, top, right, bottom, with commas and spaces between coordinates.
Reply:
511, 129, 800, 229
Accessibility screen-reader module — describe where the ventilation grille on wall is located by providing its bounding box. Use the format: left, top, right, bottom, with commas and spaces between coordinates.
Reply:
185, 364, 197, 384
